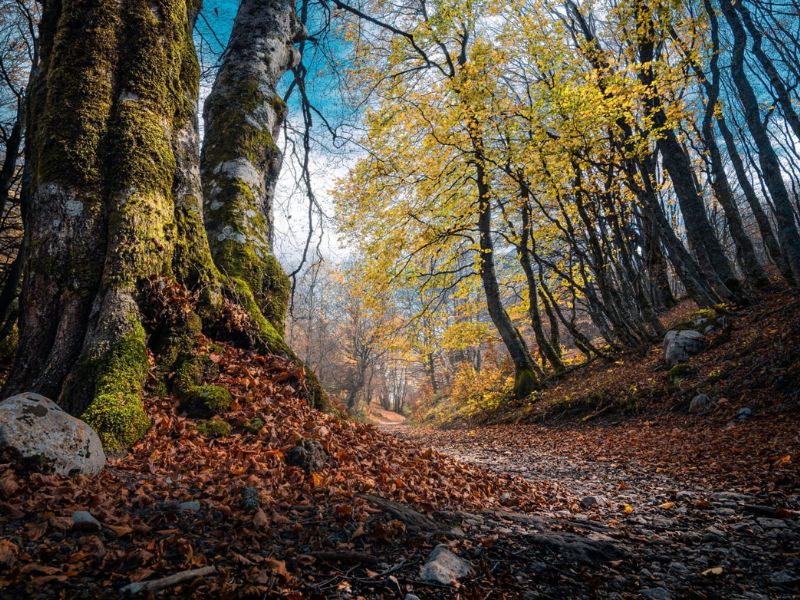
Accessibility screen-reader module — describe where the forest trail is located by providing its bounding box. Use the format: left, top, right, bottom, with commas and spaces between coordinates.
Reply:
382, 423, 800, 598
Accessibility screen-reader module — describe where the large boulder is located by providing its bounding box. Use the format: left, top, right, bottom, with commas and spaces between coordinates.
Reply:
0, 392, 106, 476
663, 330, 705, 366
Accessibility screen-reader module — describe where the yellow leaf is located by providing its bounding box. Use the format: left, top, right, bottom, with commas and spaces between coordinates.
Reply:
659, 502, 675, 510
702, 566, 724, 576
778, 454, 792, 465
311, 472, 323, 488
622, 504, 634, 514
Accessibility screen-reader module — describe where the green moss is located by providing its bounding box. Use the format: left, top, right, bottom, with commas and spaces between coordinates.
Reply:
513, 367, 538, 400
174, 354, 232, 418
0, 324, 18, 363
80, 321, 150, 452
243, 417, 264, 434
196, 418, 231, 438
667, 362, 696, 383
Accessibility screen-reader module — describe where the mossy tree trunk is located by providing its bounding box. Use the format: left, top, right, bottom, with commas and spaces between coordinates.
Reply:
3, 0, 326, 451
202, 0, 303, 332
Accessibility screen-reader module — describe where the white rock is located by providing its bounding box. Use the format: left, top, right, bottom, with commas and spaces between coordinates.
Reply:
663, 330, 705, 366
420, 544, 473, 585
0, 392, 106, 476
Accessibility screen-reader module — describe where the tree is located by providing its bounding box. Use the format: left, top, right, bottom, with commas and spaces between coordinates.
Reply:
3, 0, 323, 451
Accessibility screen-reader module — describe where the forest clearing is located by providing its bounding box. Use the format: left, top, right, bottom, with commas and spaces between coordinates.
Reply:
0, 0, 799, 597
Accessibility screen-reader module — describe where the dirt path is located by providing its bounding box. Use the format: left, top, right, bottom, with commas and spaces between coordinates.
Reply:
382, 423, 800, 599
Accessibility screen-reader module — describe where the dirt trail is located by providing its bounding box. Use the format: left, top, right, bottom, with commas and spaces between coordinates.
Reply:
382, 423, 800, 599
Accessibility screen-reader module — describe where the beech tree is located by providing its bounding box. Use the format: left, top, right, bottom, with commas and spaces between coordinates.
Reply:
2, 0, 324, 450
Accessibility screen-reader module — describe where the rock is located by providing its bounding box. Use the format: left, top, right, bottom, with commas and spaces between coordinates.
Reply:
668, 561, 689, 577
0, 392, 106, 476
580, 495, 601, 509
689, 394, 713, 414
663, 330, 705, 366
284, 439, 327, 473
178, 501, 201, 512
639, 587, 671, 600
735, 407, 752, 421
404, 595, 421, 600
420, 544, 473, 585
771, 570, 800, 585
72, 511, 101, 532
240, 487, 260, 510
756, 518, 786, 529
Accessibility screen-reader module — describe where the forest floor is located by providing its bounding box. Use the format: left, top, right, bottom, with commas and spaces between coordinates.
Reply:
1, 290, 798, 599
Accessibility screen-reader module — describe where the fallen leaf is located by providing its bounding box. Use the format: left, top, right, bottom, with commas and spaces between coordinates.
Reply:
702, 566, 724, 576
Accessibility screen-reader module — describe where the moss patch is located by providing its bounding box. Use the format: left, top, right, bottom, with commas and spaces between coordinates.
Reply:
174, 354, 232, 419
80, 322, 150, 452
242, 417, 264, 434
196, 418, 231, 438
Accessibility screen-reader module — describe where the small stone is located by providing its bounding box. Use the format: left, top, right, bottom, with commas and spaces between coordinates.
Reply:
771, 570, 800, 585
675, 491, 693, 501
404, 595, 421, 600
639, 587, 671, 600
420, 544, 473, 585
756, 517, 787, 529
178, 500, 201, 512
714, 508, 736, 516
668, 562, 689, 576
72, 511, 101, 532
580, 495, 601, 509
240, 487, 260, 510
735, 407, 752, 420
689, 394, 713, 414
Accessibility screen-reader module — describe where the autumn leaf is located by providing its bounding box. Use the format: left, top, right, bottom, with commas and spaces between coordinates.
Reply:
622, 504, 634, 514
265, 558, 290, 580
0, 539, 18, 567
702, 566, 724, 576
658, 502, 675, 510
253, 508, 269, 530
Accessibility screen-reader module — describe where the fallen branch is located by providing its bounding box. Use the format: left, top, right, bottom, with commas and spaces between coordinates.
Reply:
360, 494, 441, 533
311, 551, 381, 564
119, 566, 217, 596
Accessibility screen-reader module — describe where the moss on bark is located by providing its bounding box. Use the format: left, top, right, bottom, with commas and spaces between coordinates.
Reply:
79, 321, 150, 452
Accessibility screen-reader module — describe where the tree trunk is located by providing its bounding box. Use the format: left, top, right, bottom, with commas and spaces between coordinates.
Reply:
202, 0, 304, 330
4, 0, 324, 451
719, 0, 800, 284
634, 0, 742, 302
474, 154, 540, 398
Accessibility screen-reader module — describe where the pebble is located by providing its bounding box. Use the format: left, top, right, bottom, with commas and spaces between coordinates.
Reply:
240, 487, 260, 510
755, 518, 786, 529
178, 500, 201, 512
72, 511, 101, 532
580, 495, 601, 509
639, 587, 671, 600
